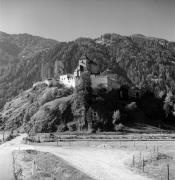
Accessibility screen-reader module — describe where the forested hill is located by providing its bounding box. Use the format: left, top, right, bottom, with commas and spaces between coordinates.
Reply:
0, 32, 175, 108
0, 31, 58, 107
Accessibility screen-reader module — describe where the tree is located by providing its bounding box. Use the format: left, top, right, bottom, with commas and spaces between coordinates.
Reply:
86, 107, 93, 130
163, 91, 175, 119
112, 110, 120, 125
72, 72, 92, 130
86, 107, 100, 133
74, 72, 92, 108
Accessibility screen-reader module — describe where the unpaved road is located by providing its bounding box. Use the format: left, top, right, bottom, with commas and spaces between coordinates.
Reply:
0, 135, 24, 180
37, 146, 151, 180
0, 134, 152, 180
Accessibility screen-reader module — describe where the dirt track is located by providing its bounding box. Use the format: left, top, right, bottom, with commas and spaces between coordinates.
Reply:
36, 146, 151, 180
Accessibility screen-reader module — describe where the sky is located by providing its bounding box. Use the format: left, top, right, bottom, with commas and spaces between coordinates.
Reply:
0, 0, 175, 41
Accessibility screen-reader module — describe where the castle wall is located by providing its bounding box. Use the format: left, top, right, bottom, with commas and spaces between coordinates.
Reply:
60, 75, 76, 88
90, 75, 108, 89
90, 74, 121, 90
58, 73, 121, 90
107, 75, 121, 90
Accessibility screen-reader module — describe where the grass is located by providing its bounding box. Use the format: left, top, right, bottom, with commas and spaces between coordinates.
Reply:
13, 150, 94, 180
124, 141, 175, 180
129, 151, 175, 180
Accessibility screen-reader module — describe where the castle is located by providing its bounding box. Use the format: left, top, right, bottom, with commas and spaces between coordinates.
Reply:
59, 55, 121, 90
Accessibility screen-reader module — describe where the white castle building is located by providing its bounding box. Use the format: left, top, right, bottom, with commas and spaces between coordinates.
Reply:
59, 55, 120, 90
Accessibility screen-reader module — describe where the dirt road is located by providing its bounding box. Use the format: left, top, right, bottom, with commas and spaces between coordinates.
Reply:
0, 135, 25, 180
36, 146, 151, 180
0, 134, 152, 180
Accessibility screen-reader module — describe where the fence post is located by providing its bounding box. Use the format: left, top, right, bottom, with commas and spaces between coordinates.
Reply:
167, 164, 169, 180
2, 130, 5, 142
139, 151, 142, 162
132, 155, 135, 167
142, 157, 145, 172
32, 160, 36, 175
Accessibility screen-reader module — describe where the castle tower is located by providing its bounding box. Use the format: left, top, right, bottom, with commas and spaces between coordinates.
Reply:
74, 55, 100, 77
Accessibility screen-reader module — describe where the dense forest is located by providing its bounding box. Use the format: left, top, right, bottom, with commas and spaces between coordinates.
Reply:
0, 32, 175, 132
0, 32, 175, 109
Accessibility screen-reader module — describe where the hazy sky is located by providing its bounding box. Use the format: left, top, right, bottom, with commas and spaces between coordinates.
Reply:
0, 0, 175, 41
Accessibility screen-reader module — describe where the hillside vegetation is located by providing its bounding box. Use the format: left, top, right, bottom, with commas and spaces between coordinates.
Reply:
0, 73, 174, 133
0, 32, 175, 132
0, 32, 175, 109
0, 31, 58, 107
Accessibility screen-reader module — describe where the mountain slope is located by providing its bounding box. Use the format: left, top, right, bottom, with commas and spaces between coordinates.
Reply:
0, 32, 175, 132
0, 31, 58, 107
0, 32, 175, 109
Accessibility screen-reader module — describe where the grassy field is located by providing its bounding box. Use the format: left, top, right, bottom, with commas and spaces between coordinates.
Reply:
125, 141, 175, 180
13, 150, 94, 180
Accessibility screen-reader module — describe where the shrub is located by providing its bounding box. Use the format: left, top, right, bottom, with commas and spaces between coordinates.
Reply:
57, 123, 68, 132
6, 134, 14, 141
67, 122, 77, 131
114, 123, 124, 131
112, 110, 120, 124
126, 102, 137, 110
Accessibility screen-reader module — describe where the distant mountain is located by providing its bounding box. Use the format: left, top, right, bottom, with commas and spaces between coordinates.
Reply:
0, 31, 58, 107
0, 32, 175, 109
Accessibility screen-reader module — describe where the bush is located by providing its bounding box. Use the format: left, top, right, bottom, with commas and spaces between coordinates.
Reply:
114, 123, 124, 131
6, 134, 14, 141
67, 122, 77, 131
57, 123, 68, 132
126, 102, 137, 110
